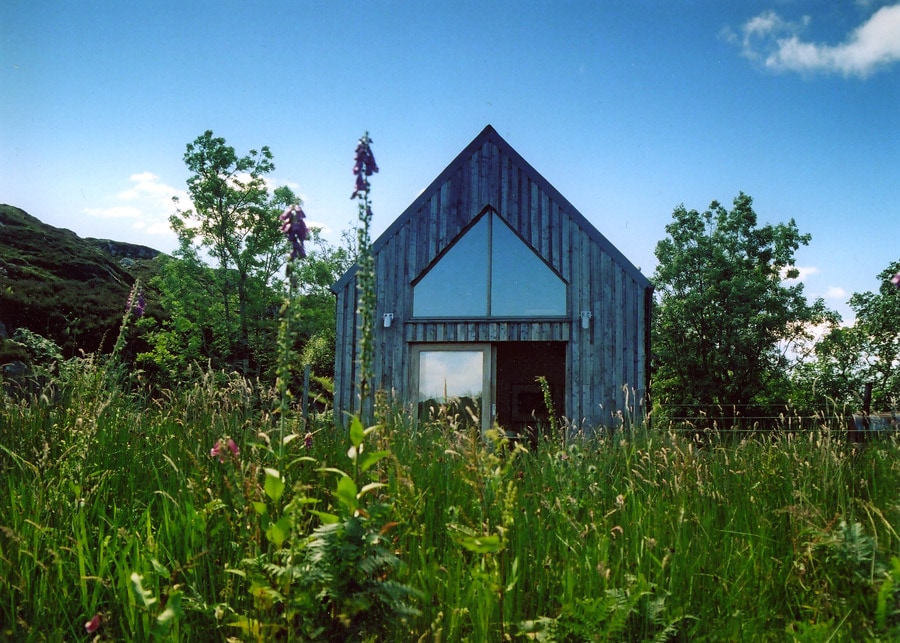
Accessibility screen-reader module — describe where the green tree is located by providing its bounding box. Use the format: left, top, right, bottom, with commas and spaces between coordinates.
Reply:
793, 260, 900, 411
849, 260, 900, 409
136, 251, 223, 383
651, 193, 835, 423
293, 228, 355, 371
169, 131, 295, 375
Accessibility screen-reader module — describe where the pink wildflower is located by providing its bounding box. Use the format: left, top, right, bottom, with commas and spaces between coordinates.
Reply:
304, 432, 313, 449
210, 438, 240, 463
891, 272, 900, 290
85, 613, 101, 633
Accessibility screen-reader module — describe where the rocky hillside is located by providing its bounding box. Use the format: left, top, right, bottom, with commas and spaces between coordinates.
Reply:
0, 204, 165, 361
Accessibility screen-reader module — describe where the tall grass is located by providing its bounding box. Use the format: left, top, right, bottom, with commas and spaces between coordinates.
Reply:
1, 363, 899, 640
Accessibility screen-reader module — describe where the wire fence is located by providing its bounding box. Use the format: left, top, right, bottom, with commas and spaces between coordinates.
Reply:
651, 404, 899, 438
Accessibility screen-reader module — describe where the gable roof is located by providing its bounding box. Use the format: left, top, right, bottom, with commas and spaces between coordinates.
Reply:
333, 125, 652, 292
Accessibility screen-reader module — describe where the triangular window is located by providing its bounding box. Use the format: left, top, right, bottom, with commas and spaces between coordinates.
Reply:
413, 212, 567, 318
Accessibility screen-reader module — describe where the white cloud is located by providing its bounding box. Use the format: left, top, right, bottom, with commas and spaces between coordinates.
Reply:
84, 172, 186, 246
734, 4, 900, 77
83, 172, 308, 251
824, 285, 849, 299
117, 172, 180, 201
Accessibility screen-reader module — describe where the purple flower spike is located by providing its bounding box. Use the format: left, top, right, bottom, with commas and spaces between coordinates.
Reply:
351, 134, 378, 199
280, 204, 308, 260
891, 272, 900, 290
125, 283, 146, 317
134, 289, 146, 318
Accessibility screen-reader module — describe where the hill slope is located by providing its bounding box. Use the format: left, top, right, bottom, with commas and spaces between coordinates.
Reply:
0, 204, 164, 359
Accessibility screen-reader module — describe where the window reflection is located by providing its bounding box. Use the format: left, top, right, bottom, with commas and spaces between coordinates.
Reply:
491, 218, 567, 316
418, 350, 483, 428
413, 217, 489, 317
413, 213, 567, 317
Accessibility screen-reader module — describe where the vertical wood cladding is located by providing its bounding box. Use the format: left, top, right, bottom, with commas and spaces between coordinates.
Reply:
333, 126, 652, 430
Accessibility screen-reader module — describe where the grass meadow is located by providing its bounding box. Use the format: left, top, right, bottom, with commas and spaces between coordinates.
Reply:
1, 362, 899, 641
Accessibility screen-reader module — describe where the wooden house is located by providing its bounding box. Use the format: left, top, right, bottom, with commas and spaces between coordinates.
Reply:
332, 126, 652, 436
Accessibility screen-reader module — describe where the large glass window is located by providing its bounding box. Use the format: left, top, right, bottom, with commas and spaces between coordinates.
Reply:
490, 219, 567, 316
414, 345, 491, 432
413, 216, 489, 317
412, 212, 567, 318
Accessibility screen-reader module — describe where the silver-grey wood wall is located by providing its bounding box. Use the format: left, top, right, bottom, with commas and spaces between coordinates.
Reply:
332, 126, 652, 432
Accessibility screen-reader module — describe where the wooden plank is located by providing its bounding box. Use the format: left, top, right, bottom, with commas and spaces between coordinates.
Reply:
529, 180, 540, 249
334, 285, 346, 415
500, 153, 510, 215
490, 141, 501, 206
540, 190, 551, 259
614, 269, 625, 413
509, 160, 521, 231
601, 252, 614, 423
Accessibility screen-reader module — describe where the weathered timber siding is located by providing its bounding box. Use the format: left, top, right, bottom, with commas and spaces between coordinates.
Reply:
334, 126, 651, 430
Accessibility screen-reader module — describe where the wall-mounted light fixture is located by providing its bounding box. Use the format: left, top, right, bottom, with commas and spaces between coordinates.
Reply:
383, 313, 394, 328
580, 310, 592, 330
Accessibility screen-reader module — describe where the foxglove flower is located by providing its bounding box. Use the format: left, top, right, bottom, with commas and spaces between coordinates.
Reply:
85, 613, 101, 633
125, 284, 146, 318
134, 289, 146, 317
210, 438, 240, 463
892, 272, 900, 291
351, 134, 378, 199
280, 204, 308, 260
304, 432, 313, 450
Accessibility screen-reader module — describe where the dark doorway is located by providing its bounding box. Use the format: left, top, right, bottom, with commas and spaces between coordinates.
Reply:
495, 342, 566, 445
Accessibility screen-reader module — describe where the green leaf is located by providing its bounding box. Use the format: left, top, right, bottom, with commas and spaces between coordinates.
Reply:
335, 475, 358, 514
150, 558, 170, 579
309, 510, 340, 524
251, 501, 267, 516
349, 415, 365, 448
265, 516, 291, 547
130, 572, 157, 609
317, 466, 350, 477
506, 556, 520, 593
461, 534, 502, 554
264, 468, 285, 502
359, 449, 389, 473
153, 589, 183, 636
449, 524, 503, 554
358, 481, 386, 499
288, 456, 318, 469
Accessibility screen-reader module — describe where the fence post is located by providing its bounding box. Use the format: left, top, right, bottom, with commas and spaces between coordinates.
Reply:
850, 382, 873, 443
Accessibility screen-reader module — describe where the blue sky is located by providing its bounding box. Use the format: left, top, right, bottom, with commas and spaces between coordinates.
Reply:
2, 1, 898, 322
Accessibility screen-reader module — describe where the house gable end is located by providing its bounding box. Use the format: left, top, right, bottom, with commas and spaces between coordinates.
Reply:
332, 125, 651, 294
